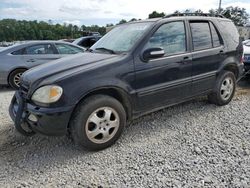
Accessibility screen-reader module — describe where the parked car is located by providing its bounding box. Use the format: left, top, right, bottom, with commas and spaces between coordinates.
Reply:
243, 40, 250, 73
9, 14, 243, 150
58, 39, 75, 43
73, 36, 102, 48
0, 41, 85, 89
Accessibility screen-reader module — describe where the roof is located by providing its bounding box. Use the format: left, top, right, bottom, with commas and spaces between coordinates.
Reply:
125, 13, 230, 25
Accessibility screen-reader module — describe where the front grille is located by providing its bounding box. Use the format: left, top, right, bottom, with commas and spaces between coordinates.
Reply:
19, 83, 29, 99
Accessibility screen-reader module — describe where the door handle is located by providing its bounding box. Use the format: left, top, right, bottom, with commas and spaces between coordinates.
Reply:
178, 56, 192, 64
219, 50, 225, 55
183, 56, 191, 60
27, 59, 35, 62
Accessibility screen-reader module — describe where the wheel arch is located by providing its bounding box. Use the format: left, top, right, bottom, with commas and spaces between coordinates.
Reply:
72, 86, 133, 121
7, 67, 28, 84
218, 61, 239, 79
222, 63, 239, 79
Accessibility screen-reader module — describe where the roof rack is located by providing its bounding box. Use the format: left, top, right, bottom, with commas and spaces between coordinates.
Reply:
164, 13, 225, 18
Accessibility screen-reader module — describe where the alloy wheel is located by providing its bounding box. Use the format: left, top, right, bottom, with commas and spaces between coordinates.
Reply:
220, 77, 234, 101
13, 72, 23, 87
85, 107, 120, 144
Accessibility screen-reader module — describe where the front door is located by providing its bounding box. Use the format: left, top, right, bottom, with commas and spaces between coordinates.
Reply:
134, 21, 193, 112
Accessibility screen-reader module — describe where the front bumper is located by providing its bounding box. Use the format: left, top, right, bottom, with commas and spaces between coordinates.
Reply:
9, 91, 75, 136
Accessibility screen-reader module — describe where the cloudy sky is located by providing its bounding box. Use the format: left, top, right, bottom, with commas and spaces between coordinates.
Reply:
0, 0, 249, 26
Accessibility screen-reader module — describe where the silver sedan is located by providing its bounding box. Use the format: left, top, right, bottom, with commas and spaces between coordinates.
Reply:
0, 41, 85, 89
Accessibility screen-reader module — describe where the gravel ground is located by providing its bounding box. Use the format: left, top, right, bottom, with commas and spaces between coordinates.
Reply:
0, 80, 250, 188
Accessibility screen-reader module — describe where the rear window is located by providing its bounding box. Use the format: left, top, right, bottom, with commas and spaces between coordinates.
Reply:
11, 49, 24, 55
190, 22, 212, 51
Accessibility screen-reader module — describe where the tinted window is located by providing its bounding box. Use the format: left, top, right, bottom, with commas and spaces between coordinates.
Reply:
219, 21, 239, 41
25, 44, 54, 55
55, 44, 83, 54
210, 23, 221, 47
11, 49, 23, 55
190, 22, 212, 51
145, 21, 186, 55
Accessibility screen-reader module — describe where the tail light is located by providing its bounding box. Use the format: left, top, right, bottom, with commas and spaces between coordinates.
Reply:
240, 55, 244, 64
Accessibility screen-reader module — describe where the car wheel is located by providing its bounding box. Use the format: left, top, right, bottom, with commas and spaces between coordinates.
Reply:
208, 71, 236, 106
69, 95, 126, 151
9, 69, 26, 89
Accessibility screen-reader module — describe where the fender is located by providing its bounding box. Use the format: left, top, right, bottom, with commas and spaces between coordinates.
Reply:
217, 56, 240, 78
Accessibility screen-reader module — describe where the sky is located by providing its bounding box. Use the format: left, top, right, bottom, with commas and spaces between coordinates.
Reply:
0, 0, 249, 26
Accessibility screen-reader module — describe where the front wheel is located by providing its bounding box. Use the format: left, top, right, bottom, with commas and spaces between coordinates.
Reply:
9, 69, 26, 89
208, 71, 236, 106
69, 95, 126, 151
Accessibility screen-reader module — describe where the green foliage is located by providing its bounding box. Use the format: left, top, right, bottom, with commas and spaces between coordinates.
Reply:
0, 19, 107, 42
148, 11, 166, 18
219, 6, 248, 26
117, 19, 127, 25
209, 7, 249, 26
0, 6, 249, 42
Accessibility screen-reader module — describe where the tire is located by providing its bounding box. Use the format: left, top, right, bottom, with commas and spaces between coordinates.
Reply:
9, 69, 26, 89
69, 95, 126, 151
208, 71, 236, 106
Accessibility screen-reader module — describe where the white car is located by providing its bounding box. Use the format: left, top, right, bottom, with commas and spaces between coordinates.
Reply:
243, 40, 250, 73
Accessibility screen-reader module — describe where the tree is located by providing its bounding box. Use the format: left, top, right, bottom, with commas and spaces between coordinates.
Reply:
106, 23, 114, 27
223, 6, 249, 26
129, 18, 137, 22
148, 11, 166, 18
0, 19, 107, 42
209, 6, 249, 26
195, 9, 203, 13
118, 19, 127, 25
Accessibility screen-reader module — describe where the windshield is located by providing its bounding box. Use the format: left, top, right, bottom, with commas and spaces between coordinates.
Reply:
91, 22, 153, 53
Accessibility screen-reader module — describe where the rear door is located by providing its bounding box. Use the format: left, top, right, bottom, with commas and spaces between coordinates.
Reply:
134, 21, 193, 111
22, 43, 60, 67
189, 20, 225, 95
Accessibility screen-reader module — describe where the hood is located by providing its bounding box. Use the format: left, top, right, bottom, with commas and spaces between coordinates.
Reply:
22, 52, 119, 87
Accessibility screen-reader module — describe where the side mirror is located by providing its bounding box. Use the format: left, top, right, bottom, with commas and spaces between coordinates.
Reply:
142, 47, 165, 61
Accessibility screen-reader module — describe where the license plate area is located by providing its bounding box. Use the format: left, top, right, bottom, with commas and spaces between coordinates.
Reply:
244, 54, 250, 62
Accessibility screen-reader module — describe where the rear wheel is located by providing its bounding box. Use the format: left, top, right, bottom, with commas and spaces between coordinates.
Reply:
208, 71, 236, 106
9, 69, 26, 89
69, 95, 126, 151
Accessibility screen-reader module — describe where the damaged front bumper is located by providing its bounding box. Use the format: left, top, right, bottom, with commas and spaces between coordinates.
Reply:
9, 91, 75, 136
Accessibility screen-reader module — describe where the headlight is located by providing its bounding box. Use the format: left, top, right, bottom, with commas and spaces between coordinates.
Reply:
31, 85, 63, 104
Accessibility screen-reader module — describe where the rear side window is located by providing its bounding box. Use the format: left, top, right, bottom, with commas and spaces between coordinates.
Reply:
24, 44, 54, 55
218, 20, 239, 43
11, 49, 24, 55
210, 23, 221, 47
190, 22, 212, 51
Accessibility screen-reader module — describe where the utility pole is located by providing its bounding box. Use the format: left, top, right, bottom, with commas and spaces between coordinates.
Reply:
218, 0, 222, 13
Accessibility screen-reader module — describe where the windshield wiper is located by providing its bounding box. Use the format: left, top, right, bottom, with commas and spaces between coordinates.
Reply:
95, 47, 116, 54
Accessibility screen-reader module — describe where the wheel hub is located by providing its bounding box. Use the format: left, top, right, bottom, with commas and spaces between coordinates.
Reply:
85, 107, 120, 144
220, 77, 234, 101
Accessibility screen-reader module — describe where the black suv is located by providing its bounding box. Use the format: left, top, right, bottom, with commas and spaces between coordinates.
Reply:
9, 14, 244, 150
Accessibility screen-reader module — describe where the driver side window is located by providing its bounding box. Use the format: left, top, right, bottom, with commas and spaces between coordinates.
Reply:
145, 21, 187, 56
